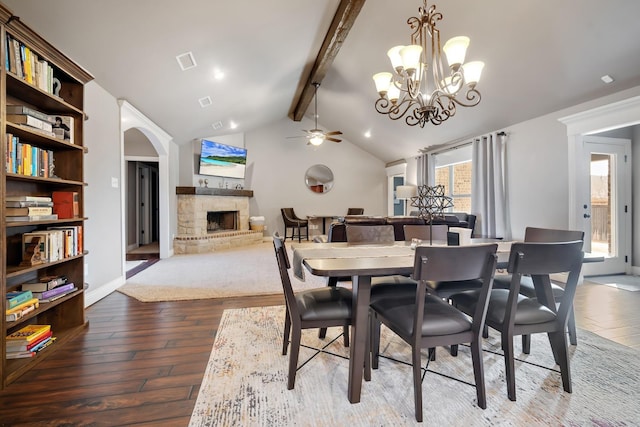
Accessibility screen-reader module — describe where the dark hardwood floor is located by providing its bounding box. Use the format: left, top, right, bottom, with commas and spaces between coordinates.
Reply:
0, 281, 637, 426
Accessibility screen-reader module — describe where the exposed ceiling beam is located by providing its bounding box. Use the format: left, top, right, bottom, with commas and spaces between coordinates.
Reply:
289, 0, 366, 121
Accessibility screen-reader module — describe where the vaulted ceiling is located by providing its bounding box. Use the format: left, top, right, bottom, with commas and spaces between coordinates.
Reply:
5, 0, 640, 163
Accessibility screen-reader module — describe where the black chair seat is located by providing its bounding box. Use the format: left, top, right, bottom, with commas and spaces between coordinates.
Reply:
297, 287, 352, 321
451, 289, 557, 326
372, 295, 472, 337
494, 274, 566, 299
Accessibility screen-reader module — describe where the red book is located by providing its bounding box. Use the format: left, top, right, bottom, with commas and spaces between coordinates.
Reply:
52, 191, 79, 219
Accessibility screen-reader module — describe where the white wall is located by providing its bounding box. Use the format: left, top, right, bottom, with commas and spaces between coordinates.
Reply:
244, 117, 386, 236
83, 82, 124, 305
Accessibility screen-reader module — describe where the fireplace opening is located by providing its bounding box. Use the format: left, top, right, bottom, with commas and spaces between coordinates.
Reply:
207, 211, 238, 233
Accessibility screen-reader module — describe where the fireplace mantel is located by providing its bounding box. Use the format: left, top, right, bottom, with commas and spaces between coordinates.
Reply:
176, 186, 253, 197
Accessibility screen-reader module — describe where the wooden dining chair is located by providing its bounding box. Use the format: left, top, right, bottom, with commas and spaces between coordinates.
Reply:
449, 240, 584, 401
369, 244, 498, 422
494, 227, 584, 350
272, 233, 352, 389
403, 224, 449, 242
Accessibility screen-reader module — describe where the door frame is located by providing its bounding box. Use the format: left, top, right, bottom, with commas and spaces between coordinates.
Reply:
580, 137, 631, 275
560, 95, 640, 275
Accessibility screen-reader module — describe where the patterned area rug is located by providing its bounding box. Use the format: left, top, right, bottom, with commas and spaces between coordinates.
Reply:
189, 306, 640, 426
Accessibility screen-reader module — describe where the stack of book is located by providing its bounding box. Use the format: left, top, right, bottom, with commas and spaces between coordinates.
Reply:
5, 324, 55, 359
5, 290, 39, 322
22, 277, 77, 303
5, 196, 57, 222
5, 133, 55, 177
6, 104, 56, 137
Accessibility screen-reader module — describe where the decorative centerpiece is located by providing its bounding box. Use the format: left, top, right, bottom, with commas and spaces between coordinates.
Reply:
410, 184, 453, 244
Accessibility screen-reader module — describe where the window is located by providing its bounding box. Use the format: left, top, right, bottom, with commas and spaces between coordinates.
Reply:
433, 145, 472, 213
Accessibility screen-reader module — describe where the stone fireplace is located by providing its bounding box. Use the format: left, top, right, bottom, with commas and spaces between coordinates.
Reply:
174, 187, 262, 254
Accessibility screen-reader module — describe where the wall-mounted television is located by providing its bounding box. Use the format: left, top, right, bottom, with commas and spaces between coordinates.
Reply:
198, 139, 247, 179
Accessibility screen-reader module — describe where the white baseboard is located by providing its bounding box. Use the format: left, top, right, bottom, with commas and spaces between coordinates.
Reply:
84, 275, 125, 307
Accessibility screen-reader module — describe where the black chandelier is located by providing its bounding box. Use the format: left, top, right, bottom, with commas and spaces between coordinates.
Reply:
372, 0, 484, 127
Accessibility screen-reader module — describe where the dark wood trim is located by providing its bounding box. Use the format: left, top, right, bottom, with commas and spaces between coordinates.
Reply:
289, 0, 366, 121
176, 186, 254, 197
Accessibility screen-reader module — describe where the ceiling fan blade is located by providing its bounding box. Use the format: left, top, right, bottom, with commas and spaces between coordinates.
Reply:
325, 131, 343, 136
286, 136, 306, 139
325, 137, 341, 143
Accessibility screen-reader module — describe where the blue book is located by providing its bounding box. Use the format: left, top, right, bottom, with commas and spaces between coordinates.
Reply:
5, 290, 33, 310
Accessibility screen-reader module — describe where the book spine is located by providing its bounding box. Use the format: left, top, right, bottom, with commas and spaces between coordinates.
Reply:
5, 290, 34, 310
6, 304, 36, 322
35, 283, 75, 300
5, 298, 39, 315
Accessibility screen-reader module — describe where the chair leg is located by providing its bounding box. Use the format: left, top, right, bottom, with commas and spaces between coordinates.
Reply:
549, 330, 572, 393
450, 344, 458, 357
522, 334, 531, 354
371, 314, 381, 370
471, 339, 487, 409
412, 346, 424, 422
287, 328, 302, 390
364, 324, 371, 382
318, 328, 327, 339
282, 311, 291, 355
343, 325, 350, 347
429, 347, 436, 361
503, 333, 517, 401
568, 307, 578, 345
482, 324, 489, 338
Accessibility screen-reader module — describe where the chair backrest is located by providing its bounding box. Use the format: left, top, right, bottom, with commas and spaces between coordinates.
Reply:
506, 241, 584, 325
413, 244, 498, 333
403, 224, 448, 242
281, 208, 295, 226
345, 224, 395, 244
385, 216, 425, 240
272, 233, 298, 317
347, 208, 364, 215
524, 227, 584, 246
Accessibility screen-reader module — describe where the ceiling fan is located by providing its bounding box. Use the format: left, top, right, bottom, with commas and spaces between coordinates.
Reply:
289, 82, 342, 145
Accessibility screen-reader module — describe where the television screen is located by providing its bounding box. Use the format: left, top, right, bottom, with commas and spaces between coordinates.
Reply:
198, 139, 247, 179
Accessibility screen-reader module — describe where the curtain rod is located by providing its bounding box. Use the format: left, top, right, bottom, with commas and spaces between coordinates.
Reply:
418, 130, 507, 155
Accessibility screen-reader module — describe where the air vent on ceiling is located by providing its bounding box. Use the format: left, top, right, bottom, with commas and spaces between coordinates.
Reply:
211, 121, 223, 130
176, 52, 197, 71
199, 96, 213, 108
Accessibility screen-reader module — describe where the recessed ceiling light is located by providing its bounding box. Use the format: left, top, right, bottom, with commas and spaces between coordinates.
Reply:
601, 75, 614, 84
213, 68, 225, 80
229, 121, 238, 129
198, 96, 212, 108
212, 121, 223, 130
364, 130, 372, 138
176, 52, 197, 71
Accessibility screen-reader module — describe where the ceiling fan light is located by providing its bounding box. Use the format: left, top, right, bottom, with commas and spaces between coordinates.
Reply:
309, 135, 324, 146
462, 61, 484, 86
373, 72, 392, 95
387, 45, 405, 72
443, 36, 469, 69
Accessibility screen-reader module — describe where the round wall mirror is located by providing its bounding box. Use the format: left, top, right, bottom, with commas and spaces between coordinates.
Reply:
305, 164, 334, 193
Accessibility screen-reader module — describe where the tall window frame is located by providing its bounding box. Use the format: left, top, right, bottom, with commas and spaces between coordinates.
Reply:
433, 144, 473, 213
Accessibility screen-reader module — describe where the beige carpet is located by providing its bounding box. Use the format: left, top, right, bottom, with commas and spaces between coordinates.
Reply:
189, 305, 640, 426
118, 242, 329, 302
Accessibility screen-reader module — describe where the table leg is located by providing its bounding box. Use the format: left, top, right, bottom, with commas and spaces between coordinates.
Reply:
348, 274, 371, 403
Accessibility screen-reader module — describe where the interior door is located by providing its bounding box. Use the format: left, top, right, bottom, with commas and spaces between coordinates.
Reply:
580, 136, 631, 276
138, 164, 151, 245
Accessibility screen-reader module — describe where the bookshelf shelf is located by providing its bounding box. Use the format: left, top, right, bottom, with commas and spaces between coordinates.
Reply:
1, 3, 94, 389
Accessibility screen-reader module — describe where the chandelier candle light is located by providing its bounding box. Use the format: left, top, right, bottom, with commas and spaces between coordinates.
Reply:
372, 0, 484, 127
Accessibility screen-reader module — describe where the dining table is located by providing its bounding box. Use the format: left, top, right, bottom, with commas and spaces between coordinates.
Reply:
292, 240, 604, 404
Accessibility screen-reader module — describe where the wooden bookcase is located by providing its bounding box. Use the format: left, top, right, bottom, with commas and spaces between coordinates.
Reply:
0, 4, 93, 388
